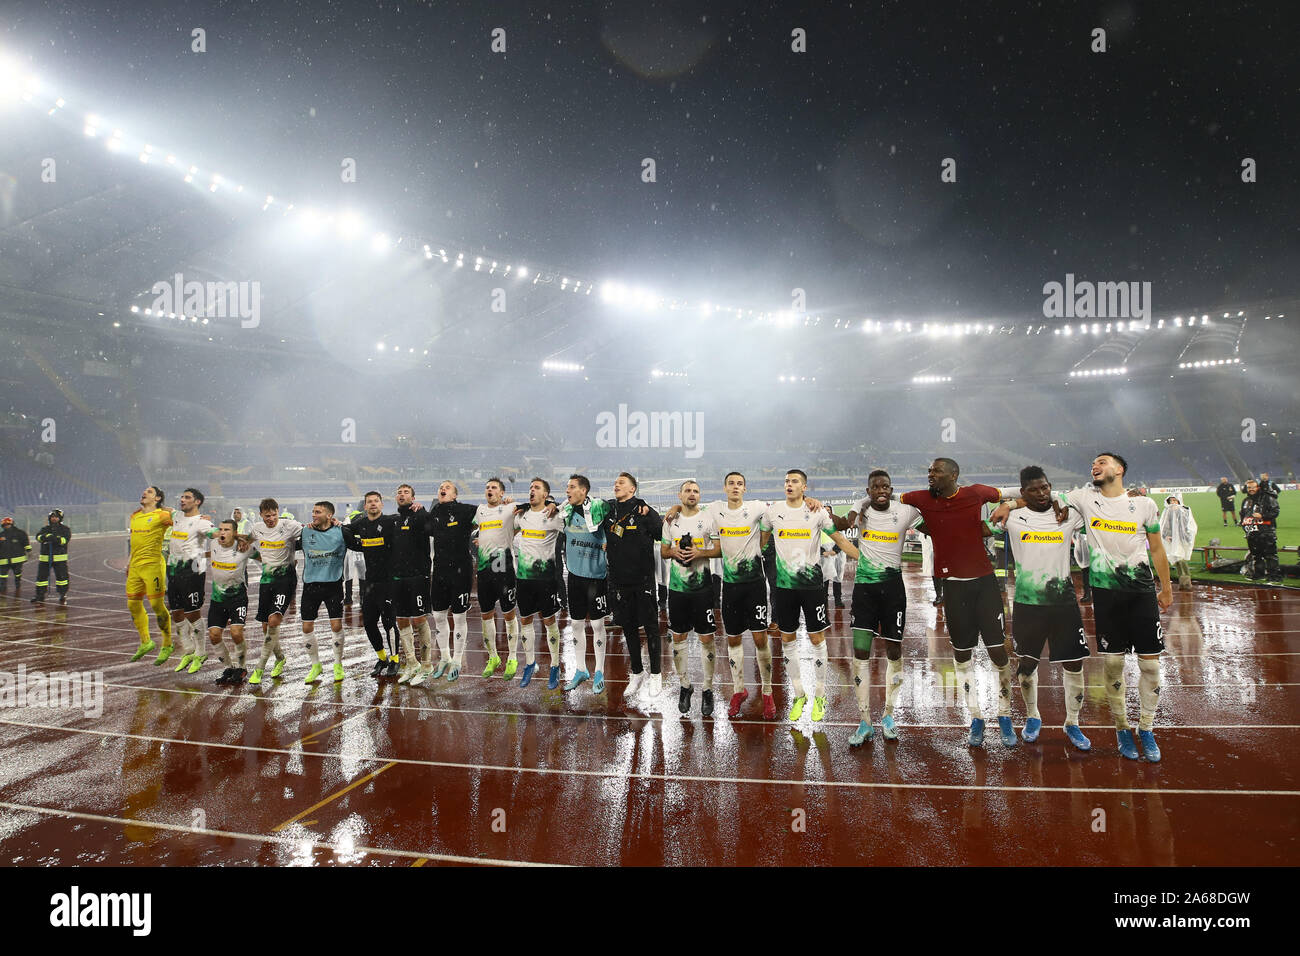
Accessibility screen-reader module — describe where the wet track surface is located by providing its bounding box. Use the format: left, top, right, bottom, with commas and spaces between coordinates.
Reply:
0, 535, 1296, 865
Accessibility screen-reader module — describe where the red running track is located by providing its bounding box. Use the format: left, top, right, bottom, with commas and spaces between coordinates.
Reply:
0, 534, 1296, 866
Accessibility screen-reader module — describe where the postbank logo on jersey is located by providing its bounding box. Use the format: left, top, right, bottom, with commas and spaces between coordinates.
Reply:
1021, 530, 1065, 543
172, 531, 188, 539
863, 530, 900, 543
361, 536, 385, 547
719, 527, 750, 537
521, 529, 548, 540
778, 529, 812, 539
1090, 517, 1138, 534
480, 520, 503, 531
213, 561, 237, 571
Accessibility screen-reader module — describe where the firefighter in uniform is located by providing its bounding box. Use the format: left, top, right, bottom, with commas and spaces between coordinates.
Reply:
1, 517, 31, 596
31, 510, 72, 604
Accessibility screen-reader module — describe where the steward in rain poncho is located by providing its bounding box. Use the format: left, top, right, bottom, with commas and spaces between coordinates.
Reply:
1159, 495, 1197, 589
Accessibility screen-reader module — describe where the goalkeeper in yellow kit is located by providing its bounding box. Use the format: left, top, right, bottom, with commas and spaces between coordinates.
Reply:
126, 485, 175, 663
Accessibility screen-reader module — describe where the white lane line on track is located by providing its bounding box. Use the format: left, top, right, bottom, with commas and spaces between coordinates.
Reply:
2, 717, 1299, 795
0, 801, 560, 867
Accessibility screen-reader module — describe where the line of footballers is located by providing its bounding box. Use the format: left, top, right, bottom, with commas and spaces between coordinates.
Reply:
119, 452, 1172, 760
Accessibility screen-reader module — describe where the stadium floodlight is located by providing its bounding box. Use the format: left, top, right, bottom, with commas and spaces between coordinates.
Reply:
336, 211, 363, 240
371, 232, 390, 253
516, 265, 527, 278
296, 208, 324, 236
376, 342, 386, 351
0, 57, 31, 108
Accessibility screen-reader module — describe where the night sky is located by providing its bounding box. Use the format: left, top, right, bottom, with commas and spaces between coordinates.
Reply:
3, 0, 1296, 320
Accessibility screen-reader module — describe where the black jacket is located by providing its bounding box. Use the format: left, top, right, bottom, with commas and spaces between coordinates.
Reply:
0, 526, 31, 561
1241, 492, 1279, 530
34, 521, 71, 557
1215, 482, 1236, 505
600, 496, 663, 587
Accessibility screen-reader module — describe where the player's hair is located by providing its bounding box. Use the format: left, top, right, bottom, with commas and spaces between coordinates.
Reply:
147, 485, 165, 506
531, 477, 551, 494
314, 501, 335, 515
618, 471, 638, 490
485, 477, 505, 492
867, 469, 891, 484
1019, 465, 1048, 486
219, 519, 236, 532
259, 497, 279, 513
1096, 451, 1128, 476
182, 486, 204, 505
786, 469, 808, 484
724, 471, 746, 486
397, 483, 414, 495
934, 457, 960, 476
569, 474, 591, 493
680, 479, 700, 493
363, 490, 382, 501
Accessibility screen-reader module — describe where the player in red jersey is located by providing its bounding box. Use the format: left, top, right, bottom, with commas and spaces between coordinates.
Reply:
899, 458, 1017, 748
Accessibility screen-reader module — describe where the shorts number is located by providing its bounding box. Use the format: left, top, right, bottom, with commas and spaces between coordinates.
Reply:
1078, 627, 1086, 643
595, 595, 608, 614
706, 609, 716, 627
755, 604, 768, 624
816, 606, 827, 624
274, 593, 287, 609
459, 592, 470, 607
506, 587, 517, 604
896, 611, 904, 629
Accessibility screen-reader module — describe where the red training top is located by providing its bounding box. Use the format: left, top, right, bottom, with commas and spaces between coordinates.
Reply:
899, 484, 1001, 579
